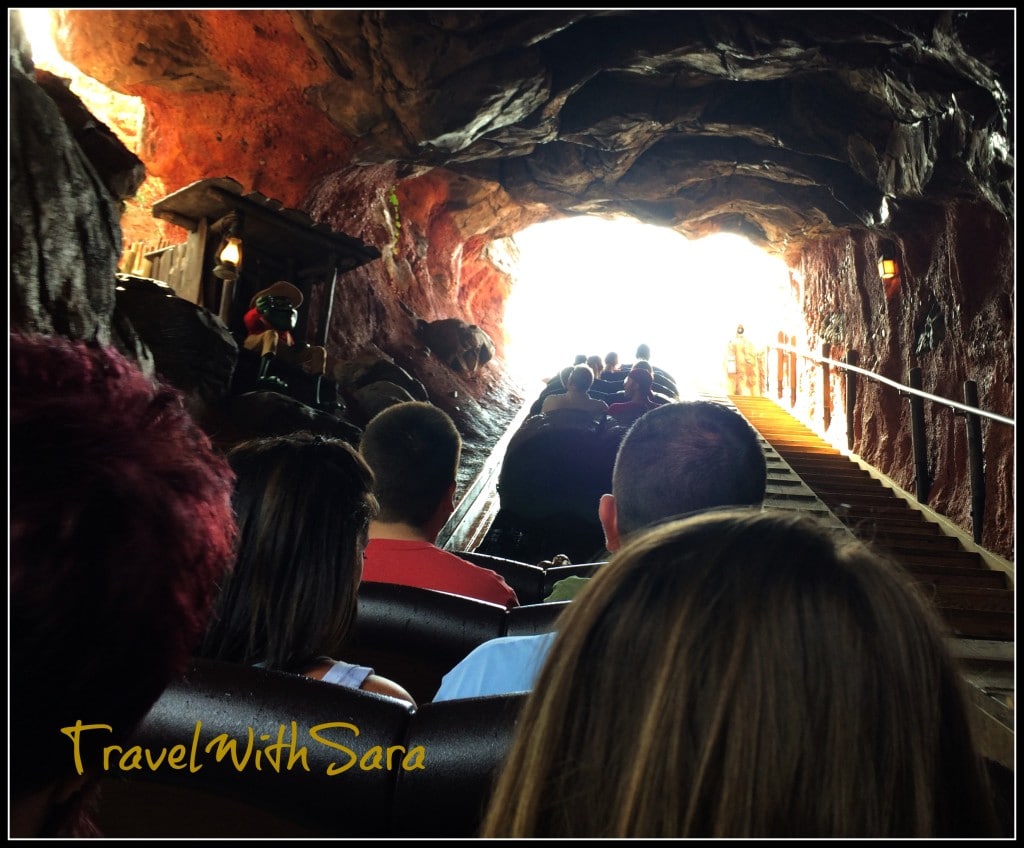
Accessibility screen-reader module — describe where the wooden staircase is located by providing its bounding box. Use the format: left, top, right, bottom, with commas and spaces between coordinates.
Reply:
729, 394, 1014, 769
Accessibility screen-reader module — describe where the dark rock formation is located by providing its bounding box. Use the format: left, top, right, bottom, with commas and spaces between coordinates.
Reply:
10, 23, 133, 347
55, 10, 1012, 257
415, 317, 496, 375
114, 274, 238, 411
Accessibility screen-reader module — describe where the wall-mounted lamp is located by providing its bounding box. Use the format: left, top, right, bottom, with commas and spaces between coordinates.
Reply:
877, 245, 901, 299
877, 255, 900, 281
213, 236, 243, 280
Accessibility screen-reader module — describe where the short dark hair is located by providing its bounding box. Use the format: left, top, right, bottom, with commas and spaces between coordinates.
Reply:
10, 332, 237, 831
635, 343, 651, 360
612, 400, 767, 536
199, 432, 377, 672
359, 401, 462, 527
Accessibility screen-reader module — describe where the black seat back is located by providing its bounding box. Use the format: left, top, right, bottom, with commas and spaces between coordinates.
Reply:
505, 601, 570, 636
452, 549, 548, 603
348, 582, 508, 703
390, 694, 527, 836
95, 659, 415, 837
497, 415, 623, 524
94, 659, 530, 837
348, 584, 569, 702
492, 415, 625, 562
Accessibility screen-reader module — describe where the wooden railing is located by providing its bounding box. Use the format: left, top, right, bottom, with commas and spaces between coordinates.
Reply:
765, 335, 1014, 544
119, 237, 203, 303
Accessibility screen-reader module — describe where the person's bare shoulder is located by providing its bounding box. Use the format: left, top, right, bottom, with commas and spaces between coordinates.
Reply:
361, 674, 417, 707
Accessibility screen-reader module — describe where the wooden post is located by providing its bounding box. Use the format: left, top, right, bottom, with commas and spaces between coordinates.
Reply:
963, 380, 985, 543
821, 342, 831, 431
844, 350, 858, 450
776, 331, 785, 399
218, 278, 236, 327
908, 367, 930, 503
179, 219, 208, 306
789, 335, 797, 407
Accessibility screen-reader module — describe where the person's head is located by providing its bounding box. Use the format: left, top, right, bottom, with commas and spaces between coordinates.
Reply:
358, 401, 462, 532
635, 343, 651, 361
557, 364, 574, 389
573, 353, 587, 365
10, 332, 237, 837
586, 355, 604, 381
566, 363, 595, 393
482, 509, 998, 837
600, 400, 766, 548
630, 359, 653, 375
251, 280, 302, 332
199, 432, 377, 672
621, 365, 654, 399
604, 351, 619, 371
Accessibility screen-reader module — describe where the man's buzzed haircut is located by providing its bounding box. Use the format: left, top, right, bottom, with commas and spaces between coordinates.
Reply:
359, 401, 462, 527
612, 400, 767, 537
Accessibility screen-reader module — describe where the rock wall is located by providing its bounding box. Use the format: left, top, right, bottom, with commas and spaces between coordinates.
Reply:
796, 204, 1013, 557
16, 9, 1015, 557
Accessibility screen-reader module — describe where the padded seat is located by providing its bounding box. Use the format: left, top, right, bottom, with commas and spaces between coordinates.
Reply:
390, 694, 527, 837
477, 507, 608, 565
348, 584, 571, 702
451, 549, 548, 604
497, 414, 624, 529
349, 583, 508, 704
505, 601, 570, 636
93, 659, 529, 838
95, 659, 414, 837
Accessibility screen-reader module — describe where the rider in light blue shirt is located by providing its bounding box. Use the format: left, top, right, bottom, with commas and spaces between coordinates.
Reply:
434, 632, 557, 701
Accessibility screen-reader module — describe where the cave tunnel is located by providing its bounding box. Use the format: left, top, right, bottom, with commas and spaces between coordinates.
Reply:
9, 12, 1016, 829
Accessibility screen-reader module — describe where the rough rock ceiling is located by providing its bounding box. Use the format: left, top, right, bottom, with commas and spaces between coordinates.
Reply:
56, 9, 1013, 258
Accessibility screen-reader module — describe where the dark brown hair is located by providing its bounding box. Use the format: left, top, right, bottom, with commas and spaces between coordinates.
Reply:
358, 401, 461, 527
613, 399, 767, 536
199, 432, 377, 672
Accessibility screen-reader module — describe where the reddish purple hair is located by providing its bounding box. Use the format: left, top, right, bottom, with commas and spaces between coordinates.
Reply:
626, 366, 654, 392
10, 332, 237, 834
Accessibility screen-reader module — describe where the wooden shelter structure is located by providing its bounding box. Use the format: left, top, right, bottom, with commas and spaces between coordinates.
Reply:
139, 176, 381, 349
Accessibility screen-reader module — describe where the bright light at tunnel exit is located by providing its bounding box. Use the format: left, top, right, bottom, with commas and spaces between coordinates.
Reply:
505, 217, 797, 398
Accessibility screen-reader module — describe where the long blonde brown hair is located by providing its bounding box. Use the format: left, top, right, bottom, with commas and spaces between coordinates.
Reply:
481, 508, 997, 837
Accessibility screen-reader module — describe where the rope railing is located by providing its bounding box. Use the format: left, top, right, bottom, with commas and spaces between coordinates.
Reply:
764, 338, 1013, 544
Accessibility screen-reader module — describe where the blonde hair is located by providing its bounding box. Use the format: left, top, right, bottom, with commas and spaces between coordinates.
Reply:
481, 509, 997, 837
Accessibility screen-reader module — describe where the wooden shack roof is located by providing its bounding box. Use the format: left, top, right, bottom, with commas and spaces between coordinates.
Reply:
152, 177, 381, 273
